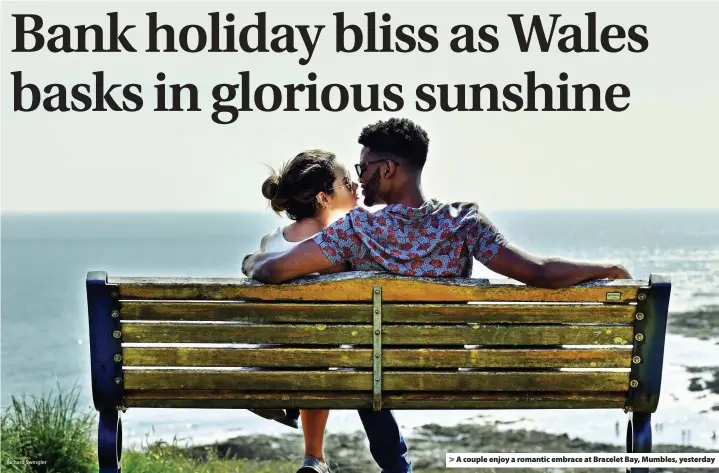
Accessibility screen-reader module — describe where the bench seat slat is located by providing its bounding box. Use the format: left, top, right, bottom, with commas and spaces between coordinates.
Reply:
122, 370, 628, 392
110, 273, 642, 303
120, 301, 636, 324
120, 323, 633, 345
122, 347, 632, 368
123, 390, 627, 409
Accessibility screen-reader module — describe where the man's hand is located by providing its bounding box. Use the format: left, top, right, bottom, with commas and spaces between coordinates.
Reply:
242, 239, 342, 283
605, 264, 632, 280
242, 252, 258, 277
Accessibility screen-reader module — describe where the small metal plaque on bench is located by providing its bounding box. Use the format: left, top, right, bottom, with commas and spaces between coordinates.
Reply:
606, 292, 622, 301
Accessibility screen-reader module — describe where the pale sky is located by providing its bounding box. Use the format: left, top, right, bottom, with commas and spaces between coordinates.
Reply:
2, 1, 718, 213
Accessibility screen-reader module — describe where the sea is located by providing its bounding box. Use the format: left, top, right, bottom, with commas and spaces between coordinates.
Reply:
2, 209, 718, 450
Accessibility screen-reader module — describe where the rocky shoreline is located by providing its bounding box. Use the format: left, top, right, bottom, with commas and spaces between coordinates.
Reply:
687, 366, 719, 413
185, 421, 718, 473
669, 306, 719, 341
669, 306, 719, 411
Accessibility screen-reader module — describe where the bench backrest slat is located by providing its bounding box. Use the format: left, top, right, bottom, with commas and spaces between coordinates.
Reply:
122, 370, 629, 392
120, 322, 634, 346
109, 273, 643, 303
122, 391, 628, 410
121, 347, 631, 369
120, 301, 636, 324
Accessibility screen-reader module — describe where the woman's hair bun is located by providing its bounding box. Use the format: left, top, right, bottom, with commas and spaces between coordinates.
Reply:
261, 172, 287, 212
261, 174, 279, 200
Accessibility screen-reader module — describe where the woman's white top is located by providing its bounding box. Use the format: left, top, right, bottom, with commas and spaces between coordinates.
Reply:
260, 227, 311, 253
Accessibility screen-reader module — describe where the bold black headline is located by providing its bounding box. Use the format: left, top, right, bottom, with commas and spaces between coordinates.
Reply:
11, 12, 649, 124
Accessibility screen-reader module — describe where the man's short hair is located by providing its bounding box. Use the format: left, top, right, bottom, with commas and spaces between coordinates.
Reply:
358, 118, 429, 169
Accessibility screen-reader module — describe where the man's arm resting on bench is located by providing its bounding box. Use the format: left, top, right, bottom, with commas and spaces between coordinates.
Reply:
486, 243, 632, 288
243, 237, 631, 286
243, 239, 344, 283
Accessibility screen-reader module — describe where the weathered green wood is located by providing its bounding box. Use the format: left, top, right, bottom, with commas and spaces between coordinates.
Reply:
120, 301, 372, 322
120, 323, 633, 345
120, 301, 636, 324
110, 272, 643, 303
382, 392, 626, 409
89, 271, 669, 414
384, 347, 631, 368
383, 371, 629, 392
120, 323, 371, 344
122, 347, 632, 369
383, 325, 633, 346
384, 303, 635, 324
123, 369, 368, 391
123, 390, 627, 409
123, 347, 369, 368
123, 370, 628, 392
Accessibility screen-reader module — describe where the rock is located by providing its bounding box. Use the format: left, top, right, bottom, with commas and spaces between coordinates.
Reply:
684, 367, 719, 395
669, 306, 719, 340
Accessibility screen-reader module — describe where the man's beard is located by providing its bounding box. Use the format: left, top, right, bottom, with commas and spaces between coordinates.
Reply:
363, 168, 382, 206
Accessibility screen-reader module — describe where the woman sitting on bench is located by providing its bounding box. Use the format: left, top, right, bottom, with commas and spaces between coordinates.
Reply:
252, 149, 357, 473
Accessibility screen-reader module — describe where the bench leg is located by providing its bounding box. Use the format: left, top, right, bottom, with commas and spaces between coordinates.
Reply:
98, 410, 122, 473
625, 412, 651, 473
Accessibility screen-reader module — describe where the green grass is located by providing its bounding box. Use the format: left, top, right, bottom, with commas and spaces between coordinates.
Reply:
0, 384, 314, 473
121, 451, 300, 472
1, 382, 95, 473
119, 435, 303, 473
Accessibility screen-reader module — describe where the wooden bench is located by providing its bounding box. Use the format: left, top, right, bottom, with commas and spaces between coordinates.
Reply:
86, 270, 671, 473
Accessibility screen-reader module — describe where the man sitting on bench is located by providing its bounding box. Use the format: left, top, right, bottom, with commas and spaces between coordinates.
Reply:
242, 117, 631, 287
